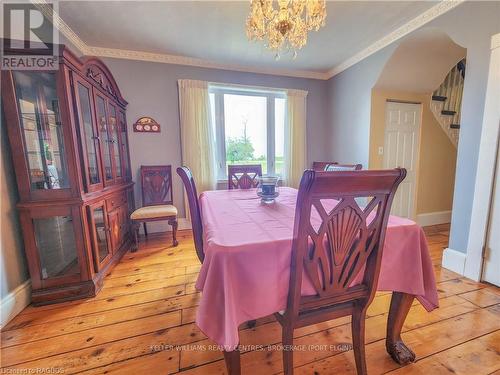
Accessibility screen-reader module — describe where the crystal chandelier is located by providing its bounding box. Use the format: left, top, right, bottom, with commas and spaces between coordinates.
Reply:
246, 0, 327, 59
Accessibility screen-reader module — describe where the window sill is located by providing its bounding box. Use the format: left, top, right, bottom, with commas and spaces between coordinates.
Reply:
216, 179, 285, 189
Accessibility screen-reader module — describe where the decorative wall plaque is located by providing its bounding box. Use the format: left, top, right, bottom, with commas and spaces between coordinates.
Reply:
133, 117, 161, 133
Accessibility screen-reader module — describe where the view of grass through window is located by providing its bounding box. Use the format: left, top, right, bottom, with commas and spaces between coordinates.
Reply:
210, 90, 285, 177
224, 94, 268, 174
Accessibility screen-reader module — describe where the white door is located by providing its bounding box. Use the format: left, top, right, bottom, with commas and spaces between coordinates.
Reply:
483, 136, 500, 286
383, 101, 422, 219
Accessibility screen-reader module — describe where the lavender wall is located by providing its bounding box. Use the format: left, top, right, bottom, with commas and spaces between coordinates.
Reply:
102, 57, 330, 229
1, 111, 29, 301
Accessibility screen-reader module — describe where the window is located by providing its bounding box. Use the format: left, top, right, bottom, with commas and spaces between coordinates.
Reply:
209, 85, 286, 179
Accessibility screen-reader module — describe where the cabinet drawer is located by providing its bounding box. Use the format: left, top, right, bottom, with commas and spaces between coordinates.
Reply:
106, 192, 127, 211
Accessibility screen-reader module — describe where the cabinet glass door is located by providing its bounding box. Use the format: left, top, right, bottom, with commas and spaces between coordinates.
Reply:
74, 79, 102, 191
33, 215, 79, 280
95, 94, 113, 184
108, 103, 122, 180
119, 111, 131, 180
13, 71, 70, 191
89, 204, 111, 270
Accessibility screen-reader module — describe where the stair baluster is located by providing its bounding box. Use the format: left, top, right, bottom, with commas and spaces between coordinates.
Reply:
431, 59, 466, 148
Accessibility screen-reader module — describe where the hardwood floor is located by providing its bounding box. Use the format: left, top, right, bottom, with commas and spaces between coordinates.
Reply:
1, 224, 499, 374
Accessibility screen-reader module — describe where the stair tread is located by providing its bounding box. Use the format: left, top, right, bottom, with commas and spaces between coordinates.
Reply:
432, 95, 447, 102
441, 110, 456, 115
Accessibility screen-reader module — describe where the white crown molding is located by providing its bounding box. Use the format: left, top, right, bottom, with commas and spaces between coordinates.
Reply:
85, 45, 329, 80
32, 0, 90, 55
34, 0, 463, 81
492, 33, 500, 50
326, 0, 466, 78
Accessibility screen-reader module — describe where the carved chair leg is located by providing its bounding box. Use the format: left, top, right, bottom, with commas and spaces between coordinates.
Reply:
223, 347, 241, 375
352, 305, 368, 375
386, 292, 416, 365
282, 326, 294, 375
143, 222, 148, 237
169, 218, 179, 247
132, 222, 140, 253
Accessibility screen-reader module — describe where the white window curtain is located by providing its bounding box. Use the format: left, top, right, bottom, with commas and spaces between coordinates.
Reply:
178, 79, 217, 217
284, 89, 308, 188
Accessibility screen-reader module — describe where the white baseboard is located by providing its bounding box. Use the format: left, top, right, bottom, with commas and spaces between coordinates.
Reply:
416, 210, 452, 227
177, 218, 192, 230
442, 248, 466, 275
140, 217, 192, 234
0, 280, 31, 329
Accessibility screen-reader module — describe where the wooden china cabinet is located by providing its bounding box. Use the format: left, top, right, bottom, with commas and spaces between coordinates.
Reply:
1, 43, 135, 305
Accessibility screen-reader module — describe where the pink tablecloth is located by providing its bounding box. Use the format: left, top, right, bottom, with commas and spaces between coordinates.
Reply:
195, 187, 438, 350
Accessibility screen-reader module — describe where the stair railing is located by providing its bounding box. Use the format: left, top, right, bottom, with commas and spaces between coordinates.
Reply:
431, 60, 466, 148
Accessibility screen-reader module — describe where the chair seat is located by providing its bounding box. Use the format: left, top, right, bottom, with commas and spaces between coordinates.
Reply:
131, 205, 177, 220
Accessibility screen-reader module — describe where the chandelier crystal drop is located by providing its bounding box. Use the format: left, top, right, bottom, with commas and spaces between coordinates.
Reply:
246, 0, 327, 59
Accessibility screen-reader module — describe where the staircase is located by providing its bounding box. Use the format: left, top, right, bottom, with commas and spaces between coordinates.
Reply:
430, 59, 466, 148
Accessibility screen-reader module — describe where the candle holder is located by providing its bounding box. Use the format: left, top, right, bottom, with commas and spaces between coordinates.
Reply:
257, 175, 280, 204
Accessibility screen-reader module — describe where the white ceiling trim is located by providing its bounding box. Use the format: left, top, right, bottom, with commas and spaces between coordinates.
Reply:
84, 45, 329, 80
33, 0, 90, 55
34, 0, 464, 81
492, 33, 500, 49
326, 0, 465, 77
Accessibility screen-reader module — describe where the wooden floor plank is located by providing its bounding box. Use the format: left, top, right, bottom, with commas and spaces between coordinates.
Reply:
292, 307, 500, 375
3, 294, 199, 329
387, 330, 500, 375
4, 322, 202, 373
1, 311, 181, 366
2, 294, 197, 347
459, 288, 500, 308
78, 351, 180, 375
2, 224, 499, 375
6, 284, 188, 327
437, 277, 485, 298
178, 294, 477, 371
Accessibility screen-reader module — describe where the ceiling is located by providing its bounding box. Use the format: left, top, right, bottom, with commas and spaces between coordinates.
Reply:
58, 1, 441, 76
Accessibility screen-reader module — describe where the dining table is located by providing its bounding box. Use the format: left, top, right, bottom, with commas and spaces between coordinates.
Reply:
194, 187, 439, 373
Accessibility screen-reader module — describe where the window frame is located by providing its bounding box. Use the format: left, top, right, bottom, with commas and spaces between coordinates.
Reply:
208, 85, 286, 180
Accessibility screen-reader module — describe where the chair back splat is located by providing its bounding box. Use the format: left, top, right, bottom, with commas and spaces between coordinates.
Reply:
177, 166, 204, 263
228, 164, 262, 189
141, 165, 173, 206
131, 165, 178, 249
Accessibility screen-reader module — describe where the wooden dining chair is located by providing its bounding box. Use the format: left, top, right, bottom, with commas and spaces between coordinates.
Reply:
178, 166, 257, 329
227, 164, 262, 189
276, 168, 406, 375
130, 165, 178, 250
176, 166, 204, 263
312, 161, 362, 171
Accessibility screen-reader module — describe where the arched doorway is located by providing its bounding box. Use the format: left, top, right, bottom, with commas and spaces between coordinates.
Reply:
369, 28, 466, 227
